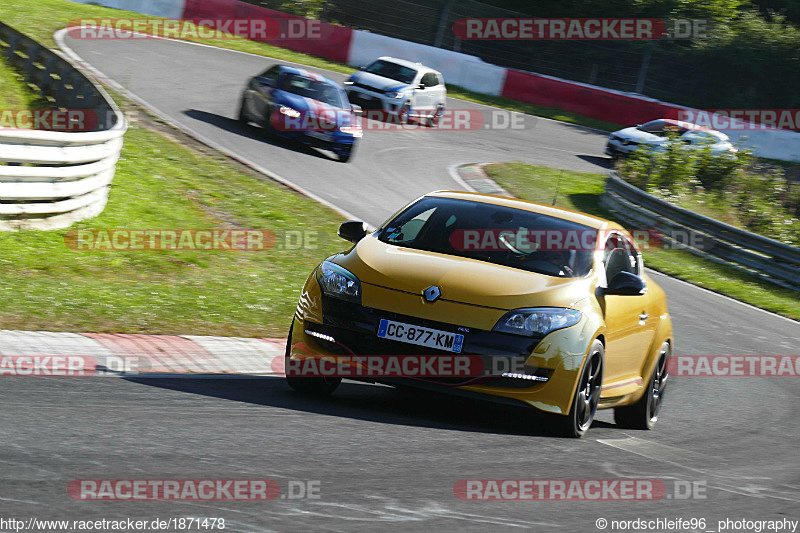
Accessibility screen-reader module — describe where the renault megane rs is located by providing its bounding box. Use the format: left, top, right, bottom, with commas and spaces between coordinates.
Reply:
285, 191, 673, 437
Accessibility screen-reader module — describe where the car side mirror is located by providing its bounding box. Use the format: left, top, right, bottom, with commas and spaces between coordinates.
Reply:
338, 220, 368, 243
350, 104, 363, 114
359, 66, 366, 71
417, 83, 426, 90
603, 271, 647, 296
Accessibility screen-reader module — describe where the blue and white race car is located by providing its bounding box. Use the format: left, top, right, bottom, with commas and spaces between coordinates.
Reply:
239, 65, 363, 162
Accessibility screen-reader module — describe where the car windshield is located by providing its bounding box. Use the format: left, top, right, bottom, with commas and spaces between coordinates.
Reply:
637, 119, 690, 136
377, 197, 596, 278
363, 60, 418, 84
278, 73, 345, 107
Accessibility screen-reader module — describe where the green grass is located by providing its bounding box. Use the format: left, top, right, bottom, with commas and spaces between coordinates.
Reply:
483, 162, 800, 321
0, 0, 621, 132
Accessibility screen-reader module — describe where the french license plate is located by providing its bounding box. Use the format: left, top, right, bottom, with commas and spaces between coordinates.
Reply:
377, 319, 464, 353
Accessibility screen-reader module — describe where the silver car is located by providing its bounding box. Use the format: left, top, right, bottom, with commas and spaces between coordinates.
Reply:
605, 119, 738, 158
344, 57, 447, 126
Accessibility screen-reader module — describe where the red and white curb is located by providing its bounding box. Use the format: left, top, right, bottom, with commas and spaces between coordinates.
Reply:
0, 330, 285, 376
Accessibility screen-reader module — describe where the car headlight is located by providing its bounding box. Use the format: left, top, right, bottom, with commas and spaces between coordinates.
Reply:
279, 106, 301, 118
493, 308, 582, 337
316, 261, 361, 303
384, 91, 403, 99
339, 126, 363, 137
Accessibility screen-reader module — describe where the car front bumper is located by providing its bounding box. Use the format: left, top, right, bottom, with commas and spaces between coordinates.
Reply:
345, 87, 403, 114
288, 294, 594, 415
605, 138, 639, 157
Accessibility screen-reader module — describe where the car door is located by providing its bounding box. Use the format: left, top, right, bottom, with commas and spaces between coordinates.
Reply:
250, 66, 281, 122
600, 233, 658, 384
414, 72, 438, 113
432, 73, 447, 108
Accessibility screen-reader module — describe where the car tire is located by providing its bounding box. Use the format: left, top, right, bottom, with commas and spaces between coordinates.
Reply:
238, 95, 249, 124
426, 105, 444, 127
263, 109, 277, 137
553, 340, 604, 438
399, 102, 411, 124
285, 319, 342, 396
339, 146, 355, 163
615, 341, 669, 430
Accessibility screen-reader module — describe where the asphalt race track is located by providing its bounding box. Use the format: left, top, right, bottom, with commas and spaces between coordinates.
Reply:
0, 35, 797, 531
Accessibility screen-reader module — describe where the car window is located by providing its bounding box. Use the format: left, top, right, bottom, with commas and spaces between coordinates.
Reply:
258, 65, 280, 83
637, 120, 666, 133
421, 73, 438, 87
384, 208, 435, 243
636, 120, 690, 137
378, 197, 596, 278
603, 233, 640, 281
278, 74, 345, 107
683, 131, 717, 144
364, 60, 418, 85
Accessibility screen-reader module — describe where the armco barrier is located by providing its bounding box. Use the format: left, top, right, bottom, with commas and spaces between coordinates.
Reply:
601, 173, 800, 290
0, 21, 126, 231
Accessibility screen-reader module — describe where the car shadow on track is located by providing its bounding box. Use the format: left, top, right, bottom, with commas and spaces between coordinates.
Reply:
182, 108, 334, 161
576, 154, 613, 169
125, 375, 615, 438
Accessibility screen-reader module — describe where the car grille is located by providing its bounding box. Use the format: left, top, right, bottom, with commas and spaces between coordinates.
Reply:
348, 93, 384, 110
299, 296, 548, 388
352, 82, 385, 94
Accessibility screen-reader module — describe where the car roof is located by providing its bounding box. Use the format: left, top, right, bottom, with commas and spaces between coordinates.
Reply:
277, 65, 339, 87
425, 191, 617, 230
376, 56, 440, 74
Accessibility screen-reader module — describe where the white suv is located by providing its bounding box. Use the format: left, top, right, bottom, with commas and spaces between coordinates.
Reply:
344, 57, 447, 126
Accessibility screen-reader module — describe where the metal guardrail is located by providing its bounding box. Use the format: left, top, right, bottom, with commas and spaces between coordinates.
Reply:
0, 21, 126, 231
601, 173, 800, 291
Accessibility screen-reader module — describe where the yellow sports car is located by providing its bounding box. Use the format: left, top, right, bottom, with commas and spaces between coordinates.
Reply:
285, 191, 673, 437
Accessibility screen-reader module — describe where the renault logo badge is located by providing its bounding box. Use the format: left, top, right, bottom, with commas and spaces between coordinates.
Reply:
423, 285, 441, 302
